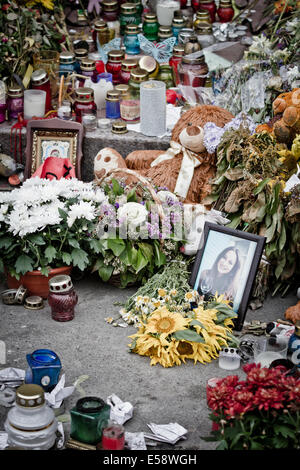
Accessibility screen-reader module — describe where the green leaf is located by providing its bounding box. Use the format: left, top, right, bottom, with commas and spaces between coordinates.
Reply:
269, 183, 280, 215
107, 238, 126, 257
153, 241, 166, 268
28, 234, 46, 245
278, 222, 286, 251
58, 208, 68, 221
126, 188, 138, 203
45, 246, 57, 263
128, 245, 138, 267
62, 252, 72, 265
173, 329, 205, 343
0, 258, 4, 273
89, 239, 104, 254
139, 242, 153, 262
0, 237, 14, 249
274, 424, 295, 439
190, 319, 206, 329
15, 254, 34, 275
135, 249, 148, 273
71, 248, 89, 271
68, 238, 80, 249
250, 441, 264, 450
265, 215, 277, 243
112, 178, 124, 196
216, 440, 228, 450
253, 178, 271, 195
227, 214, 242, 229
40, 266, 50, 277
98, 263, 114, 282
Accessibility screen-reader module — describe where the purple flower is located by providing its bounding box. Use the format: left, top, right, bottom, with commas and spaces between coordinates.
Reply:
115, 202, 119, 209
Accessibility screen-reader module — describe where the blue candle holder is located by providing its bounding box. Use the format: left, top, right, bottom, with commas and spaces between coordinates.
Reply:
106, 90, 121, 119
124, 25, 140, 55
25, 349, 62, 392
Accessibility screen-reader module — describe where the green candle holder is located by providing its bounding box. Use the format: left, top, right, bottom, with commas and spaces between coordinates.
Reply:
70, 397, 111, 445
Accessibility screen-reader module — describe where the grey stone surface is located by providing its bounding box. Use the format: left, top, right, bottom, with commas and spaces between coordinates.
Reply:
0, 120, 170, 183
0, 273, 297, 451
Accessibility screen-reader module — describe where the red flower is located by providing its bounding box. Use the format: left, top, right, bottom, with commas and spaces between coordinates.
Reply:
242, 362, 259, 374
2, 4, 10, 11
253, 387, 285, 411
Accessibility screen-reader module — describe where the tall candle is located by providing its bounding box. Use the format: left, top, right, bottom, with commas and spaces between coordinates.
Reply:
140, 80, 166, 136
156, 0, 180, 26
24, 90, 46, 120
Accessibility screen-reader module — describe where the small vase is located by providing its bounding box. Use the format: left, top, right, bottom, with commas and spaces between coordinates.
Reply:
6, 266, 72, 299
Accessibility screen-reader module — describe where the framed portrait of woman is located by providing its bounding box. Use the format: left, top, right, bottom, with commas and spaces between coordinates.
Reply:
189, 222, 266, 331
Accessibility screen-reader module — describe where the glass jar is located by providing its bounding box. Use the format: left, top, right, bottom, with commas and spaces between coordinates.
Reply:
105, 89, 121, 119
194, 9, 211, 28
156, 0, 180, 26
31, 69, 52, 114
59, 51, 75, 77
5, 384, 57, 450
196, 23, 215, 48
7, 85, 24, 120
115, 83, 130, 98
131, 0, 143, 16
178, 27, 194, 44
74, 87, 97, 123
48, 275, 78, 322
120, 84, 140, 123
192, 0, 216, 22
172, 17, 186, 43
178, 54, 208, 87
106, 50, 125, 85
217, 0, 234, 22
169, 44, 184, 85
119, 58, 138, 84
57, 100, 73, 120
74, 48, 89, 74
79, 59, 98, 86
101, 0, 120, 37
93, 20, 111, 47
158, 26, 174, 41
70, 396, 111, 445
24, 349, 62, 392
124, 24, 140, 55
156, 65, 175, 89
128, 68, 149, 98
120, 3, 139, 36
139, 56, 159, 78
102, 422, 125, 450
184, 35, 202, 54
143, 13, 159, 41
180, 0, 187, 6
0, 81, 7, 123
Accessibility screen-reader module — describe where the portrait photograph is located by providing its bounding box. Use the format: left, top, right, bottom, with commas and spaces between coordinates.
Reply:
190, 222, 266, 330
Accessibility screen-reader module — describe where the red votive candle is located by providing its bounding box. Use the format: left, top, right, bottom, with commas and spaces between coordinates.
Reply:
101, 423, 125, 450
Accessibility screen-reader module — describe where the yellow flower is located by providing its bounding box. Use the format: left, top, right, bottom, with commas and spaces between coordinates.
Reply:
184, 292, 195, 302
152, 299, 161, 308
158, 288, 167, 298
170, 289, 177, 297
143, 296, 150, 304
145, 307, 190, 341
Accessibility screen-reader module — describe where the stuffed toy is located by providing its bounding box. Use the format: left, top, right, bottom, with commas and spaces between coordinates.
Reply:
94, 105, 234, 204
256, 88, 300, 145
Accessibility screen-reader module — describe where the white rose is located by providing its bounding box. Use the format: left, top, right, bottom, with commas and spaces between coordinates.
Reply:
156, 191, 178, 203
117, 202, 148, 230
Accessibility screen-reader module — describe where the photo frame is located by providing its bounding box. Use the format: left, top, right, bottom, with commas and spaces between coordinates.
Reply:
24, 118, 84, 180
189, 222, 266, 331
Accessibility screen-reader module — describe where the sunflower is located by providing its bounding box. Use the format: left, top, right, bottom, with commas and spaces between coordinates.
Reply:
145, 307, 190, 341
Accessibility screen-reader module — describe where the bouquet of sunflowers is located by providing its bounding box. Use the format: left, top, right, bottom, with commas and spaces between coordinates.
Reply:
128, 292, 239, 368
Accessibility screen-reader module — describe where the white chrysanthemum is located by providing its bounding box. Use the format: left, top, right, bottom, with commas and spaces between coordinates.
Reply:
67, 200, 97, 227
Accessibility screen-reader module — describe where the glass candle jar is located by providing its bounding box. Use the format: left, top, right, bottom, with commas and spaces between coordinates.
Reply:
156, 0, 180, 26
156, 65, 175, 89
217, 0, 234, 22
169, 44, 184, 85
31, 68, 52, 113
120, 58, 138, 84
106, 50, 125, 85
106, 89, 121, 119
194, 8, 211, 28
74, 87, 97, 123
57, 100, 73, 120
93, 20, 112, 47
24, 90, 46, 120
48, 275, 78, 322
158, 26, 174, 41
115, 83, 130, 98
196, 23, 215, 48
59, 51, 75, 77
79, 58, 98, 86
143, 13, 159, 41
70, 397, 111, 445
0, 99, 6, 123
172, 17, 186, 43
124, 24, 140, 55
128, 67, 149, 97
102, 422, 125, 450
5, 384, 58, 450
82, 111, 98, 132
180, 0, 187, 6
139, 56, 159, 78
74, 48, 89, 73
25, 349, 62, 392
101, 0, 120, 37
178, 54, 208, 87
192, 0, 216, 22
120, 85, 140, 123
178, 27, 194, 45
120, 3, 139, 36
7, 86, 24, 120
184, 35, 202, 54
131, 0, 143, 16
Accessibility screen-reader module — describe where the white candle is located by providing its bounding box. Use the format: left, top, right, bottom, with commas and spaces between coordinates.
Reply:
140, 81, 166, 136
156, 0, 180, 26
255, 351, 283, 368
24, 90, 46, 119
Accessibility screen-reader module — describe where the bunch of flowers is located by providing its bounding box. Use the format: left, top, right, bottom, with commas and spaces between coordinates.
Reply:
128, 296, 238, 368
204, 363, 300, 450
0, 177, 107, 278
93, 178, 185, 288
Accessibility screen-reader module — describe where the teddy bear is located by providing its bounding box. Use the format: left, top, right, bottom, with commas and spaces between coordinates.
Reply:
94, 104, 234, 204
256, 88, 300, 145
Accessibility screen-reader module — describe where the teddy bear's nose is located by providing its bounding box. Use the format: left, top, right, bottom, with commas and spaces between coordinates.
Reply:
186, 125, 202, 136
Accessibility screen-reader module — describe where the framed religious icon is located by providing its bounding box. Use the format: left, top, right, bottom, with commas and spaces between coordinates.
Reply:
189, 222, 266, 331
24, 118, 84, 180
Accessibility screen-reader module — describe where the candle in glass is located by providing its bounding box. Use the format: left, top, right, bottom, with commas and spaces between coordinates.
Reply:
156, 0, 180, 26
101, 422, 125, 450
24, 90, 46, 120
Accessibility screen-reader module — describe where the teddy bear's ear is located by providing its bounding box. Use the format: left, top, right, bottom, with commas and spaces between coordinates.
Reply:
273, 97, 287, 114
283, 106, 298, 127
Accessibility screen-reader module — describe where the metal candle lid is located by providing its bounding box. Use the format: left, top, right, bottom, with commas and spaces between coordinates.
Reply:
158, 26, 173, 39
111, 120, 128, 134
121, 58, 138, 71
7, 85, 23, 98
60, 51, 75, 64
196, 9, 211, 21
219, 0, 233, 5
80, 58, 96, 71
121, 3, 137, 14
144, 13, 157, 23
75, 48, 89, 60
31, 69, 49, 86
16, 384, 45, 408
75, 87, 94, 102
182, 53, 205, 64
49, 274, 73, 293
106, 90, 121, 102
196, 22, 213, 33
172, 17, 186, 27
94, 19, 108, 31
24, 296, 44, 310
125, 24, 140, 35
107, 50, 125, 62
130, 67, 149, 82
172, 44, 185, 57
15, 285, 28, 305
115, 83, 130, 96
1, 289, 18, 305
102, 0, 118, 10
